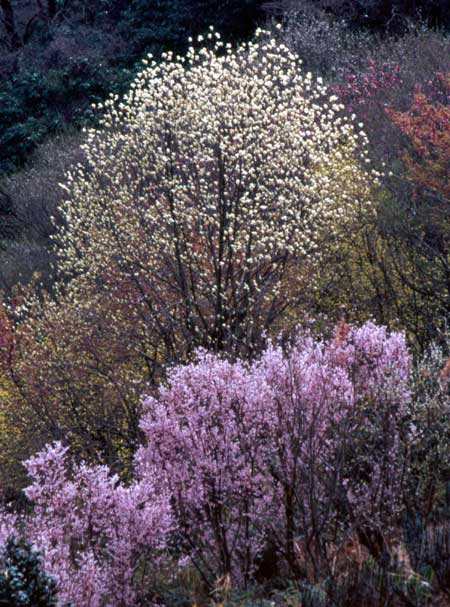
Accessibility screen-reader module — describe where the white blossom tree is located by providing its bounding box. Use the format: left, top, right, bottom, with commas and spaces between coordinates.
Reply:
54, 29, 375, 360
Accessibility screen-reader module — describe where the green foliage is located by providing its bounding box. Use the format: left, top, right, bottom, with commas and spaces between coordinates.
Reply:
119, 0, 264, 58
0, 0, 265, 176
0, 537, 64, 607
0, 59, 131, 175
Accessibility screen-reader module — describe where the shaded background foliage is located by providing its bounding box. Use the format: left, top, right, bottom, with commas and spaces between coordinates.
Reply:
0, 0, 265, 176
268, 0, 450, 31
1, 0, 450, 178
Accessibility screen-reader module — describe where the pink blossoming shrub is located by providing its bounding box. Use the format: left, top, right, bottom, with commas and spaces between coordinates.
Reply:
2, 443, 172, 607
0, 321, 411, 597
0, 509, 18, 548
137, 321, 411, 584
137, 355, 273, 586
334, 60, 402, 116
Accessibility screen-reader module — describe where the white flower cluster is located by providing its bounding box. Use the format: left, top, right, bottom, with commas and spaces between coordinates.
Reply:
55, 29, 375, 352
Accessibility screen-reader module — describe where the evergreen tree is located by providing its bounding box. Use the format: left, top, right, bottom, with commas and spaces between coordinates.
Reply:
0, 537, 63, 607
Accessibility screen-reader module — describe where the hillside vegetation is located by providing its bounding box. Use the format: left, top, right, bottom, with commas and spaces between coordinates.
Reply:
0, 1, 449, 606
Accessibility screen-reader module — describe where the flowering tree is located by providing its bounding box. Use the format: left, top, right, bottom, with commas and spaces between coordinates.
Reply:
0, 442, 172, 607
333, 59, 405, 163
137, 321, 411, 584
335, 60, 402, 116
56, 29, 373, 360
388, 75, 450, 202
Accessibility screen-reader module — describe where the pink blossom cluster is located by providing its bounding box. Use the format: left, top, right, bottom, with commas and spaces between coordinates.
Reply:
0, 322, 411, 600
137, 321, 411, 582
334, 60, 402, 115
415, 71, 450, 105
2, 443, 172, 607
0, 508, 18, 548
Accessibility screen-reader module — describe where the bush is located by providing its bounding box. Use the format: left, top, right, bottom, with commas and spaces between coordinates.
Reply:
2, 321, 450, 604
0, 443, 172, 607
137, 321, 410, 585
0, 321, 416, 603
0, 537, 61, 607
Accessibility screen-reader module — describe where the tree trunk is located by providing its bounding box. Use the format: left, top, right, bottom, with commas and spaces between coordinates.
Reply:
47, 0, 57, 19
1, 0, 21, 49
